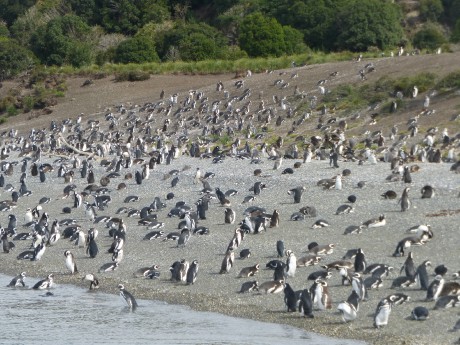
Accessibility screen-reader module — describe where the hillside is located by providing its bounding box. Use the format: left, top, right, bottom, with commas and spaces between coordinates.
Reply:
2, 51, 459, 155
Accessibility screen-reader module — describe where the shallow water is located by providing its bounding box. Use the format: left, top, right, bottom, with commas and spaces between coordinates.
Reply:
0, 274, 365, 345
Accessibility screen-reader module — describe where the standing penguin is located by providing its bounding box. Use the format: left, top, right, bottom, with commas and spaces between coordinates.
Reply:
426, 275, 444, 301
400, 252, 416, 278
118, 284, 138, 311
39, 167, 46, 183
299, 288, 314, 318
285, 250, 297, 277
64, 250, 78, 274
224, 208, 236, 224
354, 248, 367, 273
335, 174, 342, 190
351, 273, 367, 301
284, 283, 298, 312
270, 209, 280, 228
86, 229, 99, 258
135, 170, 143, 185
186, 260, 199, 285
416, 260, 431, 291
374, 297, 392, 328
403, 166, 412, 184
399, 187, 411, 212
310, 278, 332, 310
220, 250, 234, 274
87, 169, 95, 184
276, 240, 285, 258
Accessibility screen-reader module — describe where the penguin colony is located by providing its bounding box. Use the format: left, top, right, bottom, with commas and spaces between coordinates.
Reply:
0, 53, 459, 344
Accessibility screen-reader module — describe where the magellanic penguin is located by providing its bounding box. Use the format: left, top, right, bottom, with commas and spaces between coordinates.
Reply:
416, 260, 431, 291
186, 260, 199, 285
285, 250, 297, 277
299, 288, 314, 318
354, 248, 367, 273
374, 297, 392, 328
434, 295, 460, 309
283, 283, 298, 312
400, 252, 416, 278
220, 250, 234, 274
224, 208, 236, 224
239, 281, 259, 293
7, 272, 26, 287
32, 274, 54, 290
83, 273, 99, 290
287, 186, 306, 204
118, 284, 138, 311
411, 306, 429, 321
276, 240, 285, 258
259, 280, 285, 294
238, 264, 260, 278
64, 250, 78, 274
270, 209, 280, 228
399, 187, 411, 212
421, 185, 435, 199
337, 290, 360, 322
310, 278, 332, 310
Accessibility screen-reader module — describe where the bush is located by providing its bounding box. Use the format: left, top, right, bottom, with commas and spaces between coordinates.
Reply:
115, 71, 151, 82
413, 24, 447, 50
451, 19, 460, 42
178, 32, 219, 61
436, 71, 460, 89
419, 0, 444, 22
114, 36, 159, 64
0, 39, 35, 80
238, 12, 286, 57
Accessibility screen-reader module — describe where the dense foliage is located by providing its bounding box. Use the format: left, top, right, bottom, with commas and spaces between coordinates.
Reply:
0, 0, 458, 76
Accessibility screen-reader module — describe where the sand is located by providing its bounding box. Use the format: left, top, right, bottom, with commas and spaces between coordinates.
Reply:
0, 149, 459, 345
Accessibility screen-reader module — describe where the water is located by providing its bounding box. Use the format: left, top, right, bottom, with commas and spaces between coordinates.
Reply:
0, 274, 364, 345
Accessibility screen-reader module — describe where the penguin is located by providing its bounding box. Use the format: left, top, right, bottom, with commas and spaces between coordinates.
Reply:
434, 264, 448, 276
285, 250, 297, 277
415, 260, 431, 291
335, 174, 342, 190
32, 241, 46, 261
224, 208, 236, 224
344, 225, 364, 235
434, 295, 460, 309
239, 248, 251, 259
269, 209, 280, 228
381, 190, 397, 199
347, 195, 357, 203
177, 228, 191, 248
400, 252, 416, 278
421, 185, 435, 199
399, 187, 411, 212
87, 169, 95, 184
259, 280, 285, 294
364, 275, 384, 290
411, 306, 429, 321
337, 290, 360, 322
1, 229, 14, 253
310, 279, 332, 310
86, 230, 98, 258
83, 273, 99, 290
426, 275, 444, 301
7, 272, 26, 287
118, 284, 138, 311
186, 260, 199, 285
287, 186, 306, 203
363, 214, 386, 228
84, 202, 96, 222
311, 219, 330, 228
352, 273, 367, 301
39, 167, 46, 183
307, 271, 332, 281
32, 274, 54, 290
403, 166, 412, 183
220, 250, 234, 274
238, 264, 259, 278
268, 239, 283, 261
284, 283, 298, 312
354, 248, 367, 273
374, 297, 392, 328
239, 281, 259, 293
64, 250, 78, 274
99, 262, 119, 273
298, 288, 314, 318
273, 263, 286, 281
335, 204, 354, 214
135, 170, 143, 185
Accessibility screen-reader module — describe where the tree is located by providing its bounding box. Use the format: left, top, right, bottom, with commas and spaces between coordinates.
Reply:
114, 36, 159, 64
413, 24, 447, 50
419, 0, 444, 22
282, 25, 308, 55
451, 18, 460, 42
0, 39, 35, 80
238, 12, 286, 57
31, 14, 94, 67
156, 22, 227, 61
0, 0, 35, 26
334, 0, 404, 52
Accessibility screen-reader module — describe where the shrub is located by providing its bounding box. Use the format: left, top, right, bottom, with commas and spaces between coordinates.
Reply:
413, 24, 446, 50
0, 39, 35, 80
115, 71, 150, 82
114, 36, 159, 64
